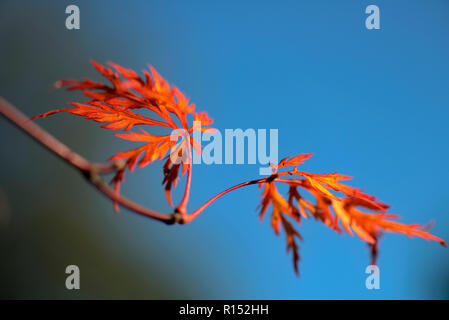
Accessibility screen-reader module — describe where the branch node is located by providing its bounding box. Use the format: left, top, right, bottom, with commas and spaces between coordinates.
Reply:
169, 212, 184, 225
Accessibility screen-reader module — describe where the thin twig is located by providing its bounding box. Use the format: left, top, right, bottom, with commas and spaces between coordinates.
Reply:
185, 176, 295, 223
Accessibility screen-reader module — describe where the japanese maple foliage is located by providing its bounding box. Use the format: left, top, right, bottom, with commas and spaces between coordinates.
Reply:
30, 60, 446, 275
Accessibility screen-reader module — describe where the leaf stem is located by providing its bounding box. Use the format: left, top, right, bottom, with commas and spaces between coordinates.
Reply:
184, 176, 295, 223
175, 132, 192, 215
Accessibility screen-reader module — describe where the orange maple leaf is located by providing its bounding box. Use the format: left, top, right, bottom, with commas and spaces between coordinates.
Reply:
257, 153, 446, 273
258, 181, 302, 274
31, 60, 215, 208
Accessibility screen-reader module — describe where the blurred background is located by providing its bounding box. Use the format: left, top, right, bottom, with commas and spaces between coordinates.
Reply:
0, 0, 448, 299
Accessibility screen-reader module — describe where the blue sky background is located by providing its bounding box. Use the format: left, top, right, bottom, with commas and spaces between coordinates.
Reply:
1, 0, 448, 299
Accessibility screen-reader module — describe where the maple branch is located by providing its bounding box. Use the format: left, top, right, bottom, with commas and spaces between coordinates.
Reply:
0, 97, 298, 226
0, 97, 178, 225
